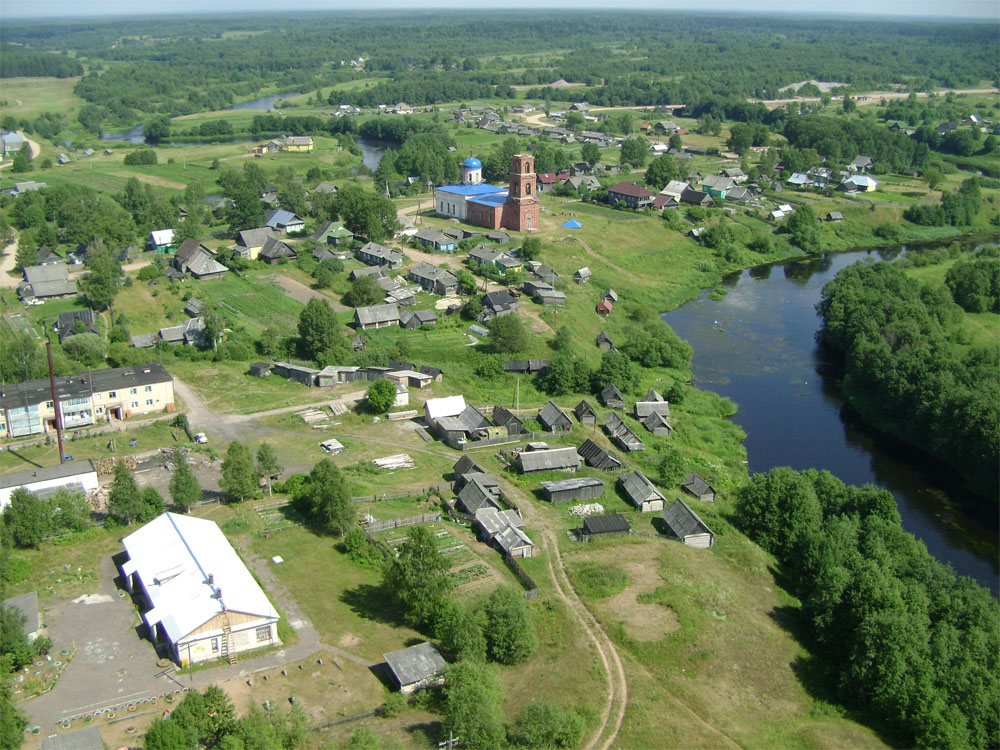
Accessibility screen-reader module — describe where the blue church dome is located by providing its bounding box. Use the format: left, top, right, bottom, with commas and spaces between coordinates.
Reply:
462, 157, 482, 169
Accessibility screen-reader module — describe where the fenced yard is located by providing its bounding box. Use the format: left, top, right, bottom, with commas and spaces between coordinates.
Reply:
373, 523, 499, 591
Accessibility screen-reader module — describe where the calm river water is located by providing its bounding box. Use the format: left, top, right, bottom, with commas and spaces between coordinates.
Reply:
663, 245, 999, 592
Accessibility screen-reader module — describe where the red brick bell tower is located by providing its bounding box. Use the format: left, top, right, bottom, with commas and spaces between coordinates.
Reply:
501, 153, 540, 232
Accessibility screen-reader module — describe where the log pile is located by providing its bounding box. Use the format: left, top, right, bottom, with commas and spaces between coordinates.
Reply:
372, 454, 414, 470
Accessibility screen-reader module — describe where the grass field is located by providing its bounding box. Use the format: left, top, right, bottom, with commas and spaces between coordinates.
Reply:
1, 77, 84, 120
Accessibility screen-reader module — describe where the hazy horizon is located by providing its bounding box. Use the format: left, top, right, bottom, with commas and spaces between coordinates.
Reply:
2, 1, 997, 21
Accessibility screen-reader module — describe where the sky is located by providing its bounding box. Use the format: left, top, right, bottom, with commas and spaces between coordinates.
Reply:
1, 0, 997, 19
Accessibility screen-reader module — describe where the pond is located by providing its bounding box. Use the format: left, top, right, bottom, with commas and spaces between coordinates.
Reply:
663, 241, 999, 592
224, 91, 302, 111
356, 137, 390, 172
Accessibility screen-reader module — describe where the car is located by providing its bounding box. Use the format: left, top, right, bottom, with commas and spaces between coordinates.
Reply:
194, 433, 208, 444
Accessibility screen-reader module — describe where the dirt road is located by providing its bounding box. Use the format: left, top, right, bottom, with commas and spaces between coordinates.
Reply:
266, 273, 351, 312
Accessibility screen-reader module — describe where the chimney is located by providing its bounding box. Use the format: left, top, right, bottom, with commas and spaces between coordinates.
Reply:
216, 588, 222, 600
208, 573, 214, 586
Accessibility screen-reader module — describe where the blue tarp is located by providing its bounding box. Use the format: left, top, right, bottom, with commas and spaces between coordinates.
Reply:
562, 219, 582, 228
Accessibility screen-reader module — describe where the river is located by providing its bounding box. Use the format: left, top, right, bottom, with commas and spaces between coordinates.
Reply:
663, 244, 999, 592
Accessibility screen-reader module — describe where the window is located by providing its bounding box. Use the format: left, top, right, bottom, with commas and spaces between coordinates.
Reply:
211, 638, 219, 652
96, 407, 103, 414
129, 388, 137, 395
94, 393, 101, 401
256, 625, 272, 642
144, 385, 152, 393
46, 401, 53, 409
145, 399, 154, 406
130, 401, 138, 408
108, 391, 116, 398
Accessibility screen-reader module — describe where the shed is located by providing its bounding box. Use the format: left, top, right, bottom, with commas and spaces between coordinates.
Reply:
596, 299, 613, 316
617, 470, 666, 512
574, 267, 591, 284
383, 641, 447, 694
681, 472, 717, 502
452, 456, 488, 482
514, 446, 581, 474
574, 399, 598, 425
635, 401, 671, 419
475, 507, 524, 540
249, 362, 271, 378
425, 395, 466, 422
0, 460, 99, 508
538, 400, 573, 432
601, 384, 625, 410
494, 524, 535, 558
642, 411, 673, 436
492, 405, 524, 435
319, 439, 344, 455
596, 332, 614, 350
577, 439, 623, 471
541, 477, 604, 504
603, 413, 645, 452
582, 513, 631, 539
456, 474, 503, 514
40, 726, 104, 750
3, 591, 40, 640
662, 498, 714, 547
272, 361, 318, 387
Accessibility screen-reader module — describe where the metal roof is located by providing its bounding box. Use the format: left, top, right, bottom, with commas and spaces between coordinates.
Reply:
540, 477, 604, 493
516, 446, 581, 472
120, 513, 278, 643
425, 395, 467, 421
383, 641, 447, 687
0, 364, 172, 411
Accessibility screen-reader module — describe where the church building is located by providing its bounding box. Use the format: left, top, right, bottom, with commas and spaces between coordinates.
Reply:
435, 154, 539, 232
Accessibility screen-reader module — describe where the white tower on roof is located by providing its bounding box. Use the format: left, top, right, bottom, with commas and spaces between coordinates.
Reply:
461, 155, 483, 185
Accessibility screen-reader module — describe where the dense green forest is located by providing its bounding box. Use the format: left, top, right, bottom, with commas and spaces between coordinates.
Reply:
2, 12, 997, 125
817, 251, 1000, 502
735, 467, 999, 749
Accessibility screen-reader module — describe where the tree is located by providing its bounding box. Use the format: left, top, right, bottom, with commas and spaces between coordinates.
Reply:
488, 314, 529, 354
62, 332, 106, 368
365, 378, 398, 414
297, 297, 348, 363
0, 680, 28, 750
169, 453, 202, 513
483, 586, 537, 664
4, 487, 47, 548
669, 133, 683, 151
108, 462, 143, 525
442, 661, 507, 750
255, 443, 282, 496
1, 332, 44, 383
436, 599, 487, 662
784, 204, 820, 253
347, 727, 381, 750
1, 604, 36, 669
538, 351, 590, 396
382, 524, 450, 629
520, 236, 542, 262
509, 702, 586, 749
346, 275, 382, 308
462, 295, 484, 321
581, 142, 601, 167
14, 230, 38, 271
620, 137, 647, 168
333, 185, 399, 242
11, 142, 33, 173
657, 446, 686, 487
292, 459, 354, 535
592, 349, 639, 394
82, 241, 123, 312
644, 154, 679, 190
220, 441, 258, 503
144, 115, 171, 143
138, 486, 166, 523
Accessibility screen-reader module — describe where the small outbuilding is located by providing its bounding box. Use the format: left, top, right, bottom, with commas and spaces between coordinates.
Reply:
0, 460, 99, 508
577, 439, 623, 471
514, 446, 581, 474
494, 524, 535, 558
661, 498, 714, 547
492, 405, 525, 435
617, 470, 666, 512
541, 477, 604, 504
574, 399, 599, 425
383, 641, 447, 694
601, 384, 625, 410
681, 472, 717, 502
582, 513, 631, 540
249, 362, 271, 378
596, 331, 614, 350
642, 412, 673, 436
603, 413, 645, 452
537, 400, 573, 432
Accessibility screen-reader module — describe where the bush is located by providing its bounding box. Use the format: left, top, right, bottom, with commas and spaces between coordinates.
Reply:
137, 264, 162, 281
123, 148, 157, 165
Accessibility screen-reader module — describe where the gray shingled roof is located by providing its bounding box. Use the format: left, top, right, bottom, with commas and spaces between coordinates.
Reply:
453, 456, 486, 477
635, 401, 671, 418
540, 477, 604, 493
516, 446, 581, 472
617, 470, 666, 506
577, 439, 622, 471
537, 400, 572, 430
383, 642, 447, 687
662, 498, 713, 539
682, 472, 715, 498
355, 303, 400, 326
583, 513, 631, 535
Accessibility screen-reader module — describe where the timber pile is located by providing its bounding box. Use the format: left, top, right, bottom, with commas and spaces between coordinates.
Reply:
387, 410, 418, 421
297, 409, 328, 424
373, 454, 414, 470
94, 455, 138, 476
329, 402, 348, 416
569, 503, 605, 517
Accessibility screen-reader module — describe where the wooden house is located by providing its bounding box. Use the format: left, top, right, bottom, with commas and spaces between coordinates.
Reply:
635, 401, 670, 420
456, 474, 503, 514
258, 237, 296, 265
492, 405, 525, 435
514, 446, 581, 474
574, 400, 599, 425
662, 499, 714, 547
494, 524, 535, 558
541, 477, 604, 504
453, 455, 487, 481
383, 642, 446, 694
603, 413, 645, 452
577, 439, 623, 471
474, 506, 524, 541
354, 304, 400, 331
601, 384, 625, 410
617, 470, 666, 512
538, 400, 573, 432
681, 472, 717, 502
642, 411, 673, 436
582, 513, 631, 540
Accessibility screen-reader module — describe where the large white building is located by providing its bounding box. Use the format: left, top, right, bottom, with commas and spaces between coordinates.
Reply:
120, 513, 280, 666
434, 156, 507, 221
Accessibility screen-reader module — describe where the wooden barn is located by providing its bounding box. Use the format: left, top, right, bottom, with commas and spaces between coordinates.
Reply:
681, 472, 717, 502
574, 399, 599, 424
642, 412, 673, 436
272, 361, 318, 386
603, 413, 645, 452
601, 384, 625, 409
540, 477, 605, 503
384, 642, 447, 694
617, 470, 666, 512
635, 400, 670, 420
492, 405, 525, 435
582, 513, 631, 540
596, 331, 614, 350
453, 455, 487, 480
662, 498, 714, 547
538, 400, 573, 432
577, 439, 623, 471
514, 446, 581, 474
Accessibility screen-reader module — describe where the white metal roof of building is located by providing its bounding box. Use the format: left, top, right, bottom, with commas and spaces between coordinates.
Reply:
120, 513, 278, 643
424, 395, 467, 420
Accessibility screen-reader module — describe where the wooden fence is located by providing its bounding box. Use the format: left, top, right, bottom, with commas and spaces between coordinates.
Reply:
362, 512, 440, 533
504, 552, 539, 599
350, 484, 449, 503
448, 431, 551, 451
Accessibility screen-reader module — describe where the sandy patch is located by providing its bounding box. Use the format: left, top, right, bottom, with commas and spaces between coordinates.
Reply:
434, 295, 463, 310
589, 552, 679, 642
338, 633, 362, 648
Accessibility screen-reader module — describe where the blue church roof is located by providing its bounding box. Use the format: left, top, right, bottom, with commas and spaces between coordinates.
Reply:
462, 157, 482, 169
468, 193, 508, 207
436, 183, 506, 197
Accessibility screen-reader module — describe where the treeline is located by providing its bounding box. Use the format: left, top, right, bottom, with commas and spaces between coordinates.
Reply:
817, 258, 1000, 501
337, 72, 515, 108
0, 45, 83, 78
735, 467, 998, 748
783, 115, 931, 173
904, 178, 984, 227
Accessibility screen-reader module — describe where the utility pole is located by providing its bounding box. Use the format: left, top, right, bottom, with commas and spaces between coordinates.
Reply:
46, 341, 65, 463
438, 733, 460, 749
